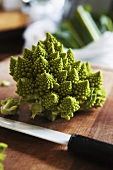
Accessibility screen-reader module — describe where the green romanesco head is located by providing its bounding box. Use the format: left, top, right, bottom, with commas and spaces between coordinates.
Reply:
9, 32, 106, 121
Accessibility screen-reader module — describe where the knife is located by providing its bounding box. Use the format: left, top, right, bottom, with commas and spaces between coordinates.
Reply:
0, 117, 113, 166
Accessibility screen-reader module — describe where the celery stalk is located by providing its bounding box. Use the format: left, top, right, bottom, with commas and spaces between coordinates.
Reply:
76, 6, 101, 41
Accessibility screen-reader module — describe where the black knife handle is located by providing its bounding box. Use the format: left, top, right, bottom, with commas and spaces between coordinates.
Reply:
68, 134, 113, 166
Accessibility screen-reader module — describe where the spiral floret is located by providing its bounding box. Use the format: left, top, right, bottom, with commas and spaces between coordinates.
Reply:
41, 92, 59, 109
58, 96, 80, 120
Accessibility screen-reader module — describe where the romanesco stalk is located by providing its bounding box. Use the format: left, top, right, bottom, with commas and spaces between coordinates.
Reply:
0, 97, 20, 115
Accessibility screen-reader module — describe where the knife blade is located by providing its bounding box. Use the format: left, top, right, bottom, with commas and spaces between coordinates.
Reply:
0, 117, 113, 165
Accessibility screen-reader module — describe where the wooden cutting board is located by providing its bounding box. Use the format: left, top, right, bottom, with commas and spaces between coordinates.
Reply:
0, 57, 113, 170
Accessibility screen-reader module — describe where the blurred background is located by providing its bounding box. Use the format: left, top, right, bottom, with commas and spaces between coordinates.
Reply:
0, 0, 113, 68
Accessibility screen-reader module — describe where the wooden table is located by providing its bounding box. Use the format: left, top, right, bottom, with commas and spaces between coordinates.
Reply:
0, 57, 113, 170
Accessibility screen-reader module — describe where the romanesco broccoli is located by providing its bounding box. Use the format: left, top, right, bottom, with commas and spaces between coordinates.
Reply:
0, 97, 19, 115
0, 143, 8, 170
0, 80, 10, 87
0, 32, 106, 121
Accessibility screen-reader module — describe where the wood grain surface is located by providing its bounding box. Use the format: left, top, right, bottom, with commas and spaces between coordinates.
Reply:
0, 57, 113, 170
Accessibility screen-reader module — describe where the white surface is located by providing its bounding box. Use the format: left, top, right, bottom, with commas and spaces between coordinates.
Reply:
67, 32, 113, 69
2, 0, 23, 10
0, 117, 70, 145
23, 19, 57, 49
24, 0, 65, 23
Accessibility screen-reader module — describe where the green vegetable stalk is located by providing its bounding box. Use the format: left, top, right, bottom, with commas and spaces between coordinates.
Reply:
1, 98, 19, 115
0, 33, 106, 121
53, 5, 101, 49
0, 143, 8, 170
